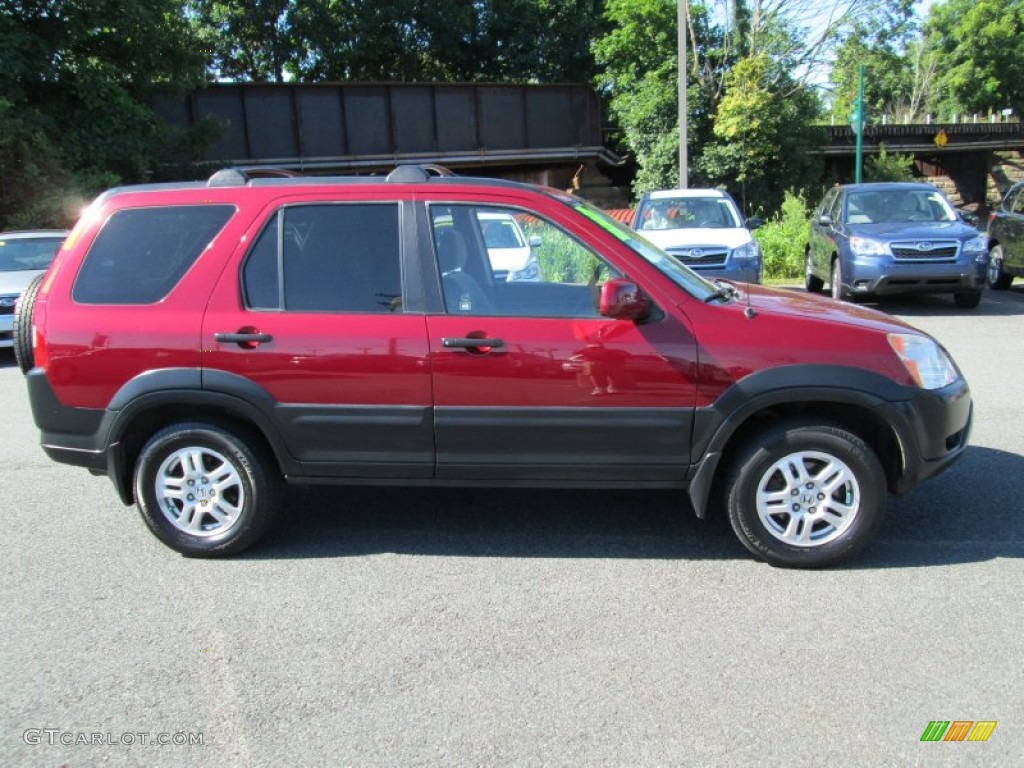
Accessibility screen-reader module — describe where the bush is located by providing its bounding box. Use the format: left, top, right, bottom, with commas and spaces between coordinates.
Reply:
753, 190, 809, 280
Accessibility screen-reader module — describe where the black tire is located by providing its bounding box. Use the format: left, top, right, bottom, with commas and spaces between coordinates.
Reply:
134, 422, 280, 557
724, 421, 887, 568
13, 273, 44, 374
829, 258, 846, 301
804, 248, 824, 293
954, 291, 982, 309
986, 244, 1012, 290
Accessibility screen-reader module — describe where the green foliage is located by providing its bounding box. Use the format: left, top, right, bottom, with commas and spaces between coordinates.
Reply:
593, 0, 722, 196
753, 191, 810, 280
926, 0, 1024, 119
523, 222, 602, 284
865, 145, 916, 182
188, 0, 605, 83
698, 54, 823, 216
829, 1, 919, 122
1, 0, 209, 228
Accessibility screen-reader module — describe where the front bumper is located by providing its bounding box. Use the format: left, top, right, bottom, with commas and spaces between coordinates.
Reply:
845, 256, 986, 297
883, 375, 972, 494
0, 314, 13, 348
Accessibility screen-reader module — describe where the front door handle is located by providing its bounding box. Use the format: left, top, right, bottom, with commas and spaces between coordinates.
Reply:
442, 336, 505, 353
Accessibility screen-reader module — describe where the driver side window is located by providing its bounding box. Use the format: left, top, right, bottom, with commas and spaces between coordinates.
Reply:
429, 205, 621, 318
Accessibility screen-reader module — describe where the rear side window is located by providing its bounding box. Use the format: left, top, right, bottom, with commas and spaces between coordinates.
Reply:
73, 205, 234, 304
243, 204, 402, 313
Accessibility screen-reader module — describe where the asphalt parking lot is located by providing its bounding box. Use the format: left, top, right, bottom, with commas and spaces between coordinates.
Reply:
2, 285, 1022, 767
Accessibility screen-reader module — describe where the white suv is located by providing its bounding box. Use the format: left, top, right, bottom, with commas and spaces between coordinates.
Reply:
479, 211, 542, 281
633, 189, 762, 283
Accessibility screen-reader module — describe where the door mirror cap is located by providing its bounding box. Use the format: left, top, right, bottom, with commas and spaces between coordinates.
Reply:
745, 216, 764, 230
599, 278, 649, 321
528, 235, 543, 248
958, 210, 980, 226
818, 213, 834, 227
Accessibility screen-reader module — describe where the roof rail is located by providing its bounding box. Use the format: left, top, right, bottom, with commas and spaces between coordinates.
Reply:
207, 167, 302, 187
386, 164, 456, 183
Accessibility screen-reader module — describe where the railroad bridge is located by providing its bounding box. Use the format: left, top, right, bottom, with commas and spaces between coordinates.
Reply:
166, 83, 1024, 211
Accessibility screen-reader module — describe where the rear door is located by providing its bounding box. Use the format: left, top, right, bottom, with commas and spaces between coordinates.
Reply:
421, 199, 700, 484
1005, 184, 1024, 269
809, 188, 838, 275
202, 196, 434, 478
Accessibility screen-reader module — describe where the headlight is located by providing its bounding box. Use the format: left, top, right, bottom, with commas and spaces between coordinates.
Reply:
849, 236, 887, 256
731, 240, 760, 261
887, 333, 959, 389
962, 235, 987, 256
508, 254, 541, 282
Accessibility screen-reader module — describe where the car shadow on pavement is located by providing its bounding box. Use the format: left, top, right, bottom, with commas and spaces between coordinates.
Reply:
853, 445, 1024, 569
777, 284, 1024, 317
859, 286, 1024, 317
252, 486, 744, 562
248, 445, 1023, 568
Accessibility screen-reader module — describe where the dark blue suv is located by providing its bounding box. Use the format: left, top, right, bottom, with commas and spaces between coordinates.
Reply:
805, 182, 988, 308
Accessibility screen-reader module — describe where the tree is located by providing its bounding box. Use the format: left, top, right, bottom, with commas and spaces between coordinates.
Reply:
828, 1, 922, 123
594, 0, 846, 203
926, 0, 1024, 119
698, 53, 823, 215
1, 1, 208, 228
188, 1, 606, 83
187, 0, 294, 82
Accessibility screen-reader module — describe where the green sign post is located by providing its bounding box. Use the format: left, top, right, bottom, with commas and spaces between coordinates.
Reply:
850, 64, 865, 183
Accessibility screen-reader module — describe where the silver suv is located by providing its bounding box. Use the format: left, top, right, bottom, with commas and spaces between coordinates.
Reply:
633, 189, 763, 283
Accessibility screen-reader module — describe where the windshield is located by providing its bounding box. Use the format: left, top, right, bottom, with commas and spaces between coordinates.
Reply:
0, 236, 64, 272
844, 189, 957, 224
636, 196, 741, 231
569, 200, 718, 300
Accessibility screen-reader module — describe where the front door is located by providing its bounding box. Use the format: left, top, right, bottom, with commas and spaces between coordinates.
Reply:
423, 202, 699, 483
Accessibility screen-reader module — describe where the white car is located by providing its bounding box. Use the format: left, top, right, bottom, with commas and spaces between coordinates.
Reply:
1, 230, 67, 349
478, 211, 542, 281
633, 189, 763, 283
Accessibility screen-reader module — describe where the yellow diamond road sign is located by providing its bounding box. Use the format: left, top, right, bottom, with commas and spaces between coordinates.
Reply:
934, 129, 949, 148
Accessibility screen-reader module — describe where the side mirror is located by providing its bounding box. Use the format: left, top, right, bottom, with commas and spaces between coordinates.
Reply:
958, 210, 979, 226
599, 278, 649, 321
745, 216, 764, 231
528, 235, 542, 248
818, 213, 834, 227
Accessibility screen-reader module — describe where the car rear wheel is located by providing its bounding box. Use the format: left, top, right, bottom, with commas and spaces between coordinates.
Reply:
829, 258, 846, 301
12, 273, 44, 374
134, 422, 280, 557
954, 291, 982, 309
724, 421, 886, 568
986, 245, 1013, 290
804, 248, 824, 293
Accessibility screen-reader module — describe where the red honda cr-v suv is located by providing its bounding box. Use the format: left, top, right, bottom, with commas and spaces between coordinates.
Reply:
16, 166, 972, 567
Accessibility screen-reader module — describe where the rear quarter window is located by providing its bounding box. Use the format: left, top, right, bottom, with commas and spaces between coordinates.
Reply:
72, 205, 235, 304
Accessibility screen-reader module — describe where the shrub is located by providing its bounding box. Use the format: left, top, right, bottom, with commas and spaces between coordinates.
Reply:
753, 190, 810, 280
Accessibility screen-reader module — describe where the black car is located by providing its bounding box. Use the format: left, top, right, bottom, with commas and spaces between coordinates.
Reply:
986, 180, 1024, 289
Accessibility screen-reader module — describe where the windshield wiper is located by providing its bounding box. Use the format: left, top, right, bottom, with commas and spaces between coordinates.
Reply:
704, 281, 738, 303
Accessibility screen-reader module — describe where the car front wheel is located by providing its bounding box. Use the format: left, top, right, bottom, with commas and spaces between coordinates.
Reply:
134, 422, 280, 557
986, 245, 1012, 290
829, 258, 845, 301
724, 421, 886, 568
